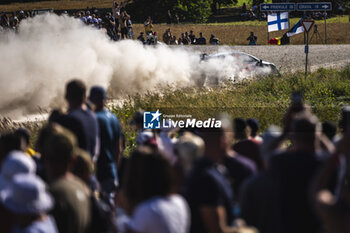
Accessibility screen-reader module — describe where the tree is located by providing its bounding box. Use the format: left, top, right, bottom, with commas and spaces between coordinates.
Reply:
175, 0, 213, 23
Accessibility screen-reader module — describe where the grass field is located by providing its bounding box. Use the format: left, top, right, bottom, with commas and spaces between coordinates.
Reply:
132, 21, 350, 45
1, 0, 349, 45
1, 67, 349, 154
110, 66, 350, 153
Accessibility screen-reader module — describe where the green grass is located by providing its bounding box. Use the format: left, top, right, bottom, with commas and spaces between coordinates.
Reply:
111, 67, 350, 154
2, 67, 350, 155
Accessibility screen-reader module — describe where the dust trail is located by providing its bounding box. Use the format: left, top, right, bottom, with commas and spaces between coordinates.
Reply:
0, 14, 267, 119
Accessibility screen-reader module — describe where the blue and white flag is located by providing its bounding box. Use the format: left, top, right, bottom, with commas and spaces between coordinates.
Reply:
268, 12, 289, 32
286, 16, 305, 37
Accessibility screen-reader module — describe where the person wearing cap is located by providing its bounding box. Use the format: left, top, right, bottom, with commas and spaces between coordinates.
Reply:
37, 124, 91, 233
89, 86, 122, 203
1, 174, 58, 233
0, 150, 36, 192
0, 151, 36, 233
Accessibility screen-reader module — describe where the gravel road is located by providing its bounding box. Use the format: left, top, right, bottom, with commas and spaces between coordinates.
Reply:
186, 44, 350, 73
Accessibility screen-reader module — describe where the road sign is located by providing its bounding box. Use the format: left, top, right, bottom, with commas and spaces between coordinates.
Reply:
260, 3, 295, 12
302, 20, 315, 33
296, 2, 332, 11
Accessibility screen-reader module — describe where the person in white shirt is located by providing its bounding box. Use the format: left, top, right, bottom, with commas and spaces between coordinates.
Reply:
121, 147, 190, 233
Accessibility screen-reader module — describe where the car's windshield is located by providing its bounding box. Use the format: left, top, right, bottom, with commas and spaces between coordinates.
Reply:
232, 53, 258, 63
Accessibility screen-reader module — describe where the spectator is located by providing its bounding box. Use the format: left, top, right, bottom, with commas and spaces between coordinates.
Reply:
313, 111, 350, 233
0, 13, 9, 29
126, 16, 134, 39
119, 11, 130, 39
0, 132, 23, 166
0, 150, 37, 233
14, 128, 36, 157
146, 31, 158, 45
196, 32, 206, 45
232, 118, 264, 171
179, 33, 190, 45
137, 32, 146, 44
163, 28, 172, 45
209, 34, 219, 45
247, 32, 257, 45
189, 30, 196, 44
247, 118, 263, 143
122, 147, 190, 233
38, 124, 91, 233
0, 150, 36, 192
49, 79, 99, 160
182, 128, 235, 233
242, 3, 247, 14
144, 16, 153, 35
1, 174, 58, 233
268, 114, 324, 233
170, 35, 178, 45
166, 10, 172, 24
322, 121, 337, 142
89, 86, 122, 204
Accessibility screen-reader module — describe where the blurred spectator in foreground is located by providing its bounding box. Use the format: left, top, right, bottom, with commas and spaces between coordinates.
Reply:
1, 174, 58, 233
313, 107, 350, 233
209, 34, 219, 45
182, 127, 235, 233
0, 132, 22, 166
89, 86, 122, 205
246, 118, 263, 143
49, 79, 99, 160
14, 128, 36, 157
322, 121, 337, 142
0, 150, 36, 191
130, 111, 154, 147
0, 150, 37, 233
247, 32, 257, 45
122, 147, 190, 233
38, 124, 91, 233
196, 32, 206, 45
232, 118, 264, 171
268, 114, 325, 233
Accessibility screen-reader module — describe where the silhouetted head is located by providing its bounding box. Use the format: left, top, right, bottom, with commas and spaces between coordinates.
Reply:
65, 79, 86, 107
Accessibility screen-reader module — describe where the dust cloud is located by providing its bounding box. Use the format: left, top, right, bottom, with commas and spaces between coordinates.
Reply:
0, 14, 268, 118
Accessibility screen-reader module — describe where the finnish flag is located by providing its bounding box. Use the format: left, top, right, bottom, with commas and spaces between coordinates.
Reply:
286, 16, 305, 37
268, 12, 289, 32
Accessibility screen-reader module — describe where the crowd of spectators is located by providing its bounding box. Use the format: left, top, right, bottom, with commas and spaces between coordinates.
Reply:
1, 78, 350, 233
160, 28, 219, 45
0, 1, 134, 41
1, 5, 221, 46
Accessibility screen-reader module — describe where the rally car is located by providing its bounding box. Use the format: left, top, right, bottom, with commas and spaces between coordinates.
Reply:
200, 52, 279, 76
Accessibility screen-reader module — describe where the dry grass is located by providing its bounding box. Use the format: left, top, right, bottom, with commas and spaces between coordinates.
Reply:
132, 23, 350, 45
